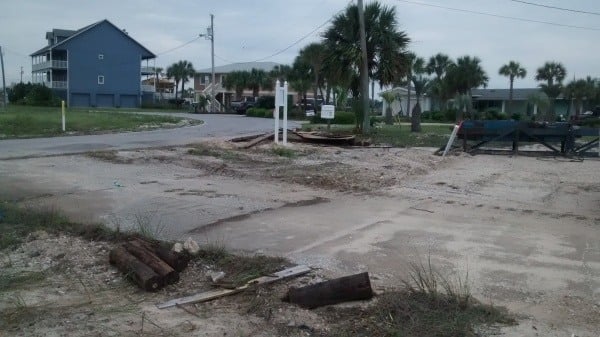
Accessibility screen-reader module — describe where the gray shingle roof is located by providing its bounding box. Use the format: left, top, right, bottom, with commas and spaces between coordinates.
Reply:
31, 20, 155, 59
471, 88, 541, 101
196, 62, 280, 74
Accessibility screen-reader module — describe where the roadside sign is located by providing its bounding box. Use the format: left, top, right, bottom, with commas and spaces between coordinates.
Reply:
321, 105, 335, 119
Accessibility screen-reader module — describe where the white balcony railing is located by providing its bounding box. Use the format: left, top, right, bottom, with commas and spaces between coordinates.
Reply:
141, 85, 155, 92
32, 60, 68, 71
40, 81, 68, 89
141, 66, 157, 75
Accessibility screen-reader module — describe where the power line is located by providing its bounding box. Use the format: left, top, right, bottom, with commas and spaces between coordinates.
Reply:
510, 0, 600, 16
217, 0, 353, 64
396, 0, 600, 31
156, 36, 201, 56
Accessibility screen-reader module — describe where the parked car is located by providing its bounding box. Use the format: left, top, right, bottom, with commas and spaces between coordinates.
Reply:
235, 101, 255, 114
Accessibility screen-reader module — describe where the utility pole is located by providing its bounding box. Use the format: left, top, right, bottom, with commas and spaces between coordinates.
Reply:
210, 14, 216, 113
20, 66, 23, 83
357, 0, 370, 133
0, 46, 7, 110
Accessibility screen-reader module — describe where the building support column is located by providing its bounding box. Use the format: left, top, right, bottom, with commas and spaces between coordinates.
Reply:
501, 100, 506, 113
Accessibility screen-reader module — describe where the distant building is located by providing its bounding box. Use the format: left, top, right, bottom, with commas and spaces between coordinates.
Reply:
380, 87, 572, 117
30, 19, 156, 108
194, 62, 299, 111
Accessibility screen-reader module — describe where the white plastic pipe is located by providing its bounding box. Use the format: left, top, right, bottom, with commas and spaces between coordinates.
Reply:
442, 123, 461, 157
274, 80, 280, 143
283, 81, 288, 145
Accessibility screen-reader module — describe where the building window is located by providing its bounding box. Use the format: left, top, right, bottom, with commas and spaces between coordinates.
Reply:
98, 75, 104, 85
98, 54, 104, 60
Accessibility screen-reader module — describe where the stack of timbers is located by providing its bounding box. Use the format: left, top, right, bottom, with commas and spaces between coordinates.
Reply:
109, 238, 190, 291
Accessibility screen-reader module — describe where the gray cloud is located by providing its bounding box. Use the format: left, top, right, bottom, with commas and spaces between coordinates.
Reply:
1, 0, 598, 90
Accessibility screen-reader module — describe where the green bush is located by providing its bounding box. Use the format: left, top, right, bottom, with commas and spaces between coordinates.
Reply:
256, 96, 275, 109
8, 83, 60, 107
246, 107, 273, 118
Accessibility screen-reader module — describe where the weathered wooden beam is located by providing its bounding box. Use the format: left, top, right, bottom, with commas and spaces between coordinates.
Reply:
125, 241, 179, 284
284, 272, 373, 309
157, 265, 311, 309
109, 246, 163, 292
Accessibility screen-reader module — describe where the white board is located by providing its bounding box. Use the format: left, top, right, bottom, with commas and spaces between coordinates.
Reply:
321, 105, 335, 119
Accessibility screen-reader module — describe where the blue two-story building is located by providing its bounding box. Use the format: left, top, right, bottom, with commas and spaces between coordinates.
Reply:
30, 19, 156, 108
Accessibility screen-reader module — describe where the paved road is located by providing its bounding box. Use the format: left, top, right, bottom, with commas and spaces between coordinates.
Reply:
0, 113, 299, 159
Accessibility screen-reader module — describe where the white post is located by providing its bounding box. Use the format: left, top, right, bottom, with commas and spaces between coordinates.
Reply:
283, 81, 288, 145
442, 123, 461, 157
61, 100, 66, 132
274, 80, 280, 144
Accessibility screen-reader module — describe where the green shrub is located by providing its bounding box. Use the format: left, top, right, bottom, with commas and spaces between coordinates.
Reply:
246, 107, 272, 118
511, 113, 522, 121
256, 96, 275, 109
333, 111, 356, 124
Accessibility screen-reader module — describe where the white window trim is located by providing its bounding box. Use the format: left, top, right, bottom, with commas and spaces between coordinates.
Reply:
98, 75, 105, 85
98, 54, 104, 60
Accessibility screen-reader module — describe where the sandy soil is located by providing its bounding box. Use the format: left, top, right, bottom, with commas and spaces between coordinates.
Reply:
0, 140, 598, 336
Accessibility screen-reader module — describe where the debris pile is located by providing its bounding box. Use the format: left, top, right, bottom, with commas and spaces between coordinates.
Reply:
109, 238, 190, 291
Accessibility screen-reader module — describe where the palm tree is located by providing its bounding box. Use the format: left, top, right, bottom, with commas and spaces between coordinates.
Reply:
289, 56, 313, 112
223, 71, 250, 101
380, 91, 400, 125
445, 56, 489, 119
499, 61, 527, 115
535, 61, 567, 120
166, 60, 195, 101
166, 64, 182, 100
564, 79, 589, 118
178, 60, 195, 99
426, 53, 453, 110
411, 64, 429, 132
246, 68, 269, 98
528, 92, 550, 121
322, 1, 410, 132
299, 43, 327, 112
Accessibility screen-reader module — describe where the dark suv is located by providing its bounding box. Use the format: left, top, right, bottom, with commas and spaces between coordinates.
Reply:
235, 101, 255, 114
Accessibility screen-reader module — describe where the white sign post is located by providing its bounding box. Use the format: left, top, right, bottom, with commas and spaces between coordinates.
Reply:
321, 104, 335, 131
274, 80, 289, 145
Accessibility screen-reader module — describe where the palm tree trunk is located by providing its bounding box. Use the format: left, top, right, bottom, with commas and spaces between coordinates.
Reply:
411, 100, 421, 132
174, 81, 179, 100
508, 78, 514, 116
181, 81, 185, 99
406, 73, 411, 118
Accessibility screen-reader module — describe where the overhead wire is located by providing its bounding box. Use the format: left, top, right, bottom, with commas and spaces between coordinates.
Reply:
395, 0, 600, 31
510, 0, 600, 16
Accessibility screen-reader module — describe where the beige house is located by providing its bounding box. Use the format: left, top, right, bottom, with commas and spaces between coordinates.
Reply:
194, 61, 299, 111
380, 87, 432, 117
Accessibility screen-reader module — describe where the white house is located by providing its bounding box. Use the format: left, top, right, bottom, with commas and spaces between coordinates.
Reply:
380, 87, 431, 117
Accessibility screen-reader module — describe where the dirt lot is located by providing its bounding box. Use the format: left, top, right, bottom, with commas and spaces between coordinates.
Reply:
1, 140, 598, 336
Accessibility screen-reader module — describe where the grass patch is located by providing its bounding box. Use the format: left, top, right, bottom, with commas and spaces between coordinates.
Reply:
327, 259, 514, 337
194, 241, 289, 287
0, 202, 126, 250
187, 144, 242, 160
0, 105, 189, 139
0, 271, 47, 293
303, 124, 453, 147
270, 146, 296, 158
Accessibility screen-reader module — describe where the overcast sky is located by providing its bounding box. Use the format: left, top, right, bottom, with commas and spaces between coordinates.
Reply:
1, 0, 598, 90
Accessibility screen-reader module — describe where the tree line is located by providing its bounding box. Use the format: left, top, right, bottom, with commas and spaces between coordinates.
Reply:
163, 1, 599, 131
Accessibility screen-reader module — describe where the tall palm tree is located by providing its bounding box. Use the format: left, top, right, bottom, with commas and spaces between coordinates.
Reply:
380, 91, 400, 125
178, 60, 195, 99
411, 59, 429, 132
322, 1, 410, 132
246, 68, 269, 98
223, 71, 250, 100
445, 56, 489, 119
564, 79, 589, 118
299, 43, 327, 112
289, 56, 313, 112
535, 61, 567, 120
166, 60, 195, 101
426, 53, 453, 110
166, 64, 182, 100
498, 61, 527, 115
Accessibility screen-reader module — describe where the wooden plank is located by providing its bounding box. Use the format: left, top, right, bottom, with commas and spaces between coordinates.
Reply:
238, 132, 275, 149
156, 265, 311, 309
